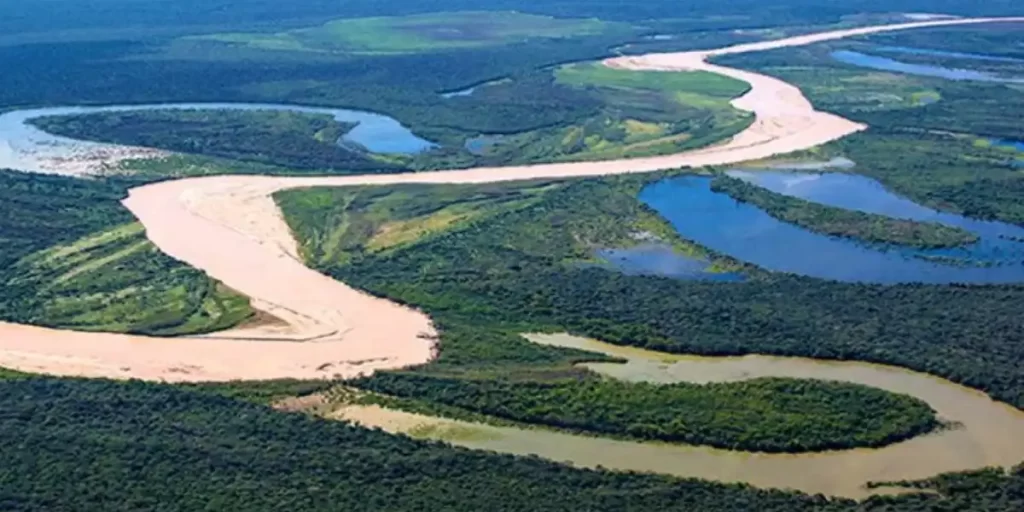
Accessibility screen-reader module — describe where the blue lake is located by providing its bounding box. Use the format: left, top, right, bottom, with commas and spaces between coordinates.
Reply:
638, 174, 1024, 284
830, 50, 1024, 83
592, 243, 744, 282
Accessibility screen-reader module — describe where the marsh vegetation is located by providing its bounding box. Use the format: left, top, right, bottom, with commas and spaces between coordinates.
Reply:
0, 170, 251, 334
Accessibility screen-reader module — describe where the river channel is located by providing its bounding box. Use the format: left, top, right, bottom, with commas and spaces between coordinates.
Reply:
336, 332, 1024, 498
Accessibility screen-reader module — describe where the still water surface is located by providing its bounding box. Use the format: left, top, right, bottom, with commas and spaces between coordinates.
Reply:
591, 243, 744, 281
831, 49, 1024, 83
872, 45, 1024, 63
638, 174, 1024, 283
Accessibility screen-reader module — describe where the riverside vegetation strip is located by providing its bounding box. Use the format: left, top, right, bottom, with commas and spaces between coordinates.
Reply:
0, 170, 251, 335
2, 14, 1024, 509
710, 174, 979, 248
3, 376, 1023, 512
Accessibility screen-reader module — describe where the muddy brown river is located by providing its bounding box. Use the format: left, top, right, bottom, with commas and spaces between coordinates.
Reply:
335, 333, 1024, 498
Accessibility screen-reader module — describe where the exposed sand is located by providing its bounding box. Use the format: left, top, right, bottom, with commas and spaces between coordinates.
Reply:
1, 17, 1022, 382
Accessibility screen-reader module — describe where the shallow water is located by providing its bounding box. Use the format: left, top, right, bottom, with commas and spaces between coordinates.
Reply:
464, 134, 505, 155
873, 45, 1024, 63
441, 86, 477, 99
991, 138, 1024, 152
336, 332, 1024, 498
638, 175, 1024, 283
590, 243, 744, 281
0, 102, 436, 172
764, 156, 856, 170
831, 50, 1024, 83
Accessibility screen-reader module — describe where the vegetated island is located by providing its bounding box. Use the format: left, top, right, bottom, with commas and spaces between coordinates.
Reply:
710, 174, 979, 248
276, 178, 941, 453
353, 372, 940, 453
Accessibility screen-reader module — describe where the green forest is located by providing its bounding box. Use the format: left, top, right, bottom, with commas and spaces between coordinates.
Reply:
3, 3, 1024, 510
3, 376, 1023, 511
710, 174, 978, 248
354, 372, 938, 452
30, 110, 396, 173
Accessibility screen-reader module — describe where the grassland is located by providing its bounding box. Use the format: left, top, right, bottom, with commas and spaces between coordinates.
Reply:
447, 62, 753, 165
555, 63, 750, 97
275, 181, 560, 267
8, 223, 251, 335
0, 170, 252, 335
192, 11, 628, 55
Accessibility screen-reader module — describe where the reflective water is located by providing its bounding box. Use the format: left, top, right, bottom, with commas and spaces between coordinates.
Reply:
638, 175, 1024, 283
440, 86, 477, 98
334, 332, 1024, 498
873, 45, 1024, 63
591, 243, 744, 281
0, 102, 436, 172
831, 50, 1024, 83
464, 134, 505, 155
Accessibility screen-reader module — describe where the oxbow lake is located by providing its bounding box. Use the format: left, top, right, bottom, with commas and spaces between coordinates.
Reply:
0, 102, 437, 172
831, 47, 1024, 83
636, 172, 1024, 284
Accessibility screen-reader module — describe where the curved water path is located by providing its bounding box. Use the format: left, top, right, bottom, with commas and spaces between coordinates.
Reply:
873, 45, 1024, 63
335, 333, 1024, 498
0, 102, 436, 174
639, 174, 1024, 283
1, 15, 1023, 495
831, 49, 1024, 82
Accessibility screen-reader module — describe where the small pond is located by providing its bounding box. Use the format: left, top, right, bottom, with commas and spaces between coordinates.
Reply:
464, 134, 506, 155
639, 174, 1024, 284
589, 243, 744, 282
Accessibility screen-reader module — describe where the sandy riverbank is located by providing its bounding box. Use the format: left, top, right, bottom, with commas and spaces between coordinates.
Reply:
0, 17, 1021, 382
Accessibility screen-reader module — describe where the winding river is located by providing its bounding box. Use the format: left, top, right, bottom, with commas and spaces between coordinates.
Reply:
335, 333, 1024, 498
2, 15, 1024, 497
